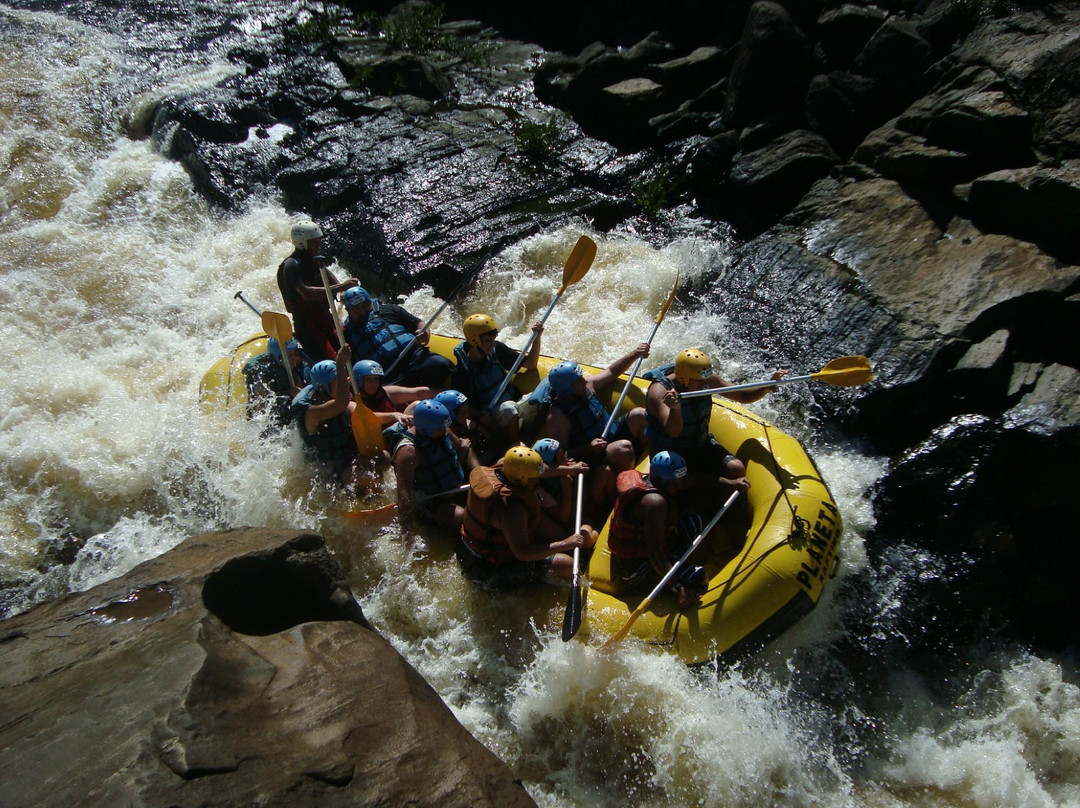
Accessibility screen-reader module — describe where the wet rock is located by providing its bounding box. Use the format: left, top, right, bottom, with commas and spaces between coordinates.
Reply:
967, 162, 1080, 262
0, 529, 537, 808
351, 52, 454, 100
726, 129, 840, 232
869, 417, 1080, 651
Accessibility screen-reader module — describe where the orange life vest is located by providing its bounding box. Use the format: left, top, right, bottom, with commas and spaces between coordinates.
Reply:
608, 470, 676, 560
460, 466, 541, 564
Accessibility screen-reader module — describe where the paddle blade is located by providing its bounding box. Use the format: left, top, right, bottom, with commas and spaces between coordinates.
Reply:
351, 404, 386, 458
560, 235, 597, 290
261, 311, 293, 344
601, 602, 650, 650
813, 355, 872, 387
561, 582, 583, 641
343, 502, 397, 525
655, 269, 679, 324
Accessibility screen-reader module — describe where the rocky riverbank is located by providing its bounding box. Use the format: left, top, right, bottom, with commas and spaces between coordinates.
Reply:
0, 529, 536, 807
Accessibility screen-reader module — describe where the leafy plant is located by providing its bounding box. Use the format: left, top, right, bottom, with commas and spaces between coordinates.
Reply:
951, 0, 1010, 21
633, 168, 674, 215
511, 117, 561, 158
384, 4, 451, 53
297, 9, 345, 44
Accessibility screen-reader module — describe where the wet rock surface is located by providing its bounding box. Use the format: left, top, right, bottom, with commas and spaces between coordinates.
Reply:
0, 529, 537, 808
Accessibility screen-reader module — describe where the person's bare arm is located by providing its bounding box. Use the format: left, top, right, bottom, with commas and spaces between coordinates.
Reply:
500, 499, 584, 561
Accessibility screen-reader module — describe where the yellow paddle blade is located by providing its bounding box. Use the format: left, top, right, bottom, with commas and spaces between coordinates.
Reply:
812, 355, 873, 387
351, 404, 386, 458
343, 501, 397, 525
261, 311, 292, 344
559, 235, 597, 292
600, 601, 650, 650
655, 269, 679, 324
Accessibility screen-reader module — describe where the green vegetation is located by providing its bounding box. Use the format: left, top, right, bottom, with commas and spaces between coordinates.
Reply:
296, 9, 346, 44
632, 167, 674, 215
951, 0, 1011, 21
368, 4, 494, 67
511, 117, 561, 158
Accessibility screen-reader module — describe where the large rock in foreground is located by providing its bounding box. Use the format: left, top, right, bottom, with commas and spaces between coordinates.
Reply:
0, 529, 536, 808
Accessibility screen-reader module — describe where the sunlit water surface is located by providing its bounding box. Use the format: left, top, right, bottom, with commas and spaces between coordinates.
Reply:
1, 5, 1078, 807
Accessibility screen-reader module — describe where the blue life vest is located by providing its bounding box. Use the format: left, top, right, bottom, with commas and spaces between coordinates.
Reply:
453, 341, 514, 409
552, 391, 613, 447
394, 432, 465, 497
344, 310, 414, 367
644, 374, 712, 454
290, 386, 356, 463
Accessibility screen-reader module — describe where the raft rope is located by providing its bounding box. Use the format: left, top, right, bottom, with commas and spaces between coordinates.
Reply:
760, 421, 811, 546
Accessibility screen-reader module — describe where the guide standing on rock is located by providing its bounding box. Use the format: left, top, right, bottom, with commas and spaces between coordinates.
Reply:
276, 219, 357, 362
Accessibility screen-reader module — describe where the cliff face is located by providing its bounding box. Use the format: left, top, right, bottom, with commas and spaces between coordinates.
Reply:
0, 529, 536, 808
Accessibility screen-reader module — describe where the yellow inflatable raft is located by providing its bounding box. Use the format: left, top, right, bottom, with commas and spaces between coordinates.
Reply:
200, 332, 842, 665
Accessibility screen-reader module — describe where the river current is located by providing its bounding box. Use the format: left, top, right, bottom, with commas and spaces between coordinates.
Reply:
1, 4, 1078, 807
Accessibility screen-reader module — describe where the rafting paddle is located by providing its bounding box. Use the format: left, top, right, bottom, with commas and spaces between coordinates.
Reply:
261, 310, 297, 391
487, 235, 597, 409
602, 269, 680, 439
382, 256, 490, 380
319, 266, 386, 458
601, 490, 740, 650
678, 356, 873, 400
561, 474, 587, 641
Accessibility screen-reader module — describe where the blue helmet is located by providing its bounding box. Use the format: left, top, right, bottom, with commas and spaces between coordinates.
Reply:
342, 287, 372, 308
267, 338, 301, 360
532, 438, 562, 465
548, 360, 584, 395
649, 451, 687, 489
434, 389, 468, 417
413, 400, 451, 437
353, 359, 384, 379
309, 360, 338, 394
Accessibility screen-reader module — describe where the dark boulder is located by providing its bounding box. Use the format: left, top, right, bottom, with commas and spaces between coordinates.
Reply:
724, 1, 813, 130
727, 129, 840, 232
815, 3, 889, 70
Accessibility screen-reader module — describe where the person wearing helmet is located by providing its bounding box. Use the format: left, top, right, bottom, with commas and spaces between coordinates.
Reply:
644, 348, 788, 492
457, 446, 593, 589
243, 336, 309, 428
352, 359, 436, 428
342, 286, 453, 388
543, 344, 651, 518
452, 313, 545, 452
531, 438, 590, 530
276, 218, 358, 362
392, 399, 471, 537
434, 389, 483, 469
607, 450, 706, 610
290, 344, 369, 488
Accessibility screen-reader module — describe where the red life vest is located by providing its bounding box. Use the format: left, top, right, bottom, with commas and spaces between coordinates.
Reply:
361, 387, 396, 414
608, 470, 676, 560
460, 466, 541, 564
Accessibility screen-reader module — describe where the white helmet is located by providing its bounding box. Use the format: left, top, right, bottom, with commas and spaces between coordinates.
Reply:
290, 220, 323, 249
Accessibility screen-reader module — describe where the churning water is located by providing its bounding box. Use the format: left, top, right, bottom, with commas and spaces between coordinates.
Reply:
1, 4, 1077, 806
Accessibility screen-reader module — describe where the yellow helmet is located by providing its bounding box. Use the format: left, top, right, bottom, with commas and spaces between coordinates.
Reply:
675, 348, 714, 384
501, 446, 546, 486
463, 313, 498, 348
